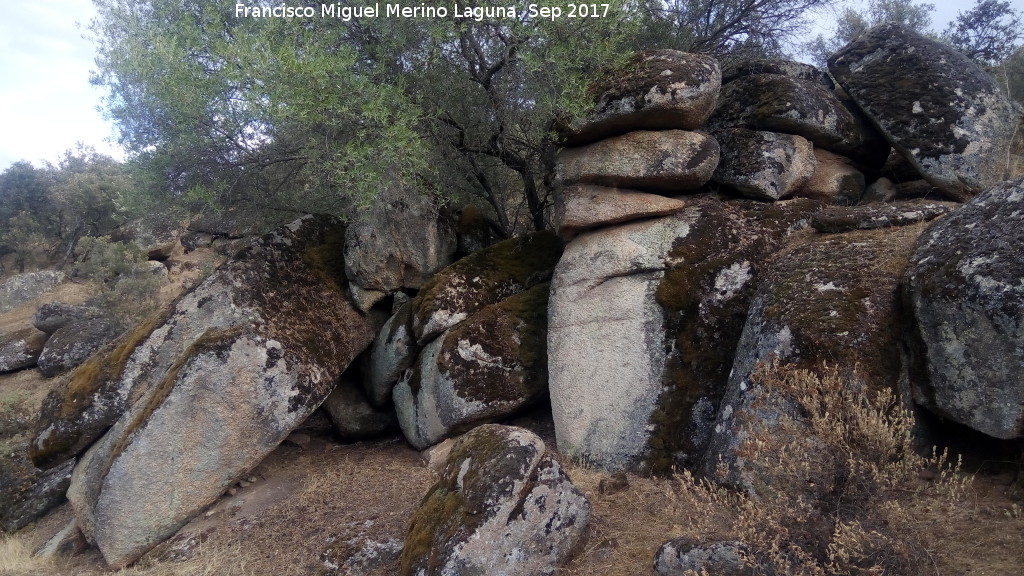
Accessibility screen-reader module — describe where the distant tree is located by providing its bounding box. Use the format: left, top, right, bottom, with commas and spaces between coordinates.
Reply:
944, 0, 1024, 66
804, 0, 935, 66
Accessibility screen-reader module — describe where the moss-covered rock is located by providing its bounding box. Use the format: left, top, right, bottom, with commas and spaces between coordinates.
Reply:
399, 425, 589, 576
395, 284, 550, 450
721, 58, 833, 89
830, 23, 1024, 201
558, 50, 721, 146
810, 199, 957, 233
711, 128, 816, 201
704, 223, 925, 490
0, 326, 47, 373
59, 215, 375, 568
37, 319, 119, 378
709, 73, 883, 165
411, 231, 563, 344
646, 197, 821, 471
0, 440, 73, 532
903, 178, 1024, 439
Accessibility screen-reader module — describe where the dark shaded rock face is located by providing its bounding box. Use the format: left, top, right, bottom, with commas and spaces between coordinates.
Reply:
709, 74, 873, 158
32, 302, 96, 335
830, 23, 1024, 201
704, 224, 925, 491
411, 231, 563, 344
903, 178, 1024, 439
0, 326, 47, 373
395, 283, 551, 449
399, 425, 590, 576
37, 319, 119, 378
648, 197, 822, 470
721, 58, 833, 89
712, 128, 815, 200
33, 215, 375, 567
0, 440, 74, 532
559, 50, 721, 146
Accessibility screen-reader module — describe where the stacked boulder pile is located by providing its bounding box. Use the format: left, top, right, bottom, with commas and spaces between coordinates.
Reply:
549, 24, 1024, 478
4, 22, 1024, 576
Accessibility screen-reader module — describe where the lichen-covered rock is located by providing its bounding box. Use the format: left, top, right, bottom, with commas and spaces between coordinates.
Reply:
558, 50, 720, 146
31, 216, 371, 470
712, 129, 815, 200
0, 441, 74, 532
795, 148, 865, 205
37, 319, 119, 378
548, 214, 687, 471
411, 231, 563, 344
709, 74, 877, 159
648, 198, 821, 471
557, 183, 686, 237
811, 200, 957, 233
903, 178, 1024, 439
322, 377, 397, 440
0, 271, 65, 313
721, 58, 833, 89
704, 225, 924, 491
365, 301, 419, 407
654, 538, 759, 576
0, 326, 47, 373
32, 302, 96, 335
399, 425, 589, 576
829, 23, 1024, 201
395, 284, 550, 450
50, 215, 374, 567
556, 130, 719, 193
344, 184, 457, 293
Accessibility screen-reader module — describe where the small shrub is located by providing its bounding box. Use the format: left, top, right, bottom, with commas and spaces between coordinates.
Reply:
672, 360, 968, 576
73, 236, 162, 331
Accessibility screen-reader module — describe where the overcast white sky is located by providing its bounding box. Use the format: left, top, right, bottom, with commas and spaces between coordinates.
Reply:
1, 0, 1021, 172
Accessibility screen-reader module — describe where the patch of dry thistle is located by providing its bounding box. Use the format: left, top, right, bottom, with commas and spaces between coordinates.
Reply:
670, 360, 969, 576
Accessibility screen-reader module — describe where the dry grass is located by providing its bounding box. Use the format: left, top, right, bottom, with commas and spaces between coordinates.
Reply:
0, 533, 56, 576
6, 361, 1024, 575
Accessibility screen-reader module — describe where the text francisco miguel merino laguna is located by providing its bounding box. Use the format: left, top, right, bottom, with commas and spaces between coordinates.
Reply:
236, 3, 613, 20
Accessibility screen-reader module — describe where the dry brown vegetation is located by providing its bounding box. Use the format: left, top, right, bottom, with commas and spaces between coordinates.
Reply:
3, 353, 1023, 575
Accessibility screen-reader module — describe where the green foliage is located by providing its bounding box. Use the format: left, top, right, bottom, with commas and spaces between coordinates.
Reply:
944, 0, 1024, 65
73, 236, 161, 330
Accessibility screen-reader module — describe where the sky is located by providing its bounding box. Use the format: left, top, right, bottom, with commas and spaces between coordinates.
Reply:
1, 0, 1022, 173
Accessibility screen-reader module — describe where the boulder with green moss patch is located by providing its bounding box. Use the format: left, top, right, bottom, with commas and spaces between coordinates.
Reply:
399, 424, 589, 576
56, 215, 374, 567
411, 231, 563, 344
395, 284, 550, 450
829, 23, 1024, 201
903, 178, 1024, 439
558, 50, 720, 146
704, 225, 924, 491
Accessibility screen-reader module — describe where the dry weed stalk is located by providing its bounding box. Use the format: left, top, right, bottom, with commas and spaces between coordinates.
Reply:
671, 360, 969, 576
